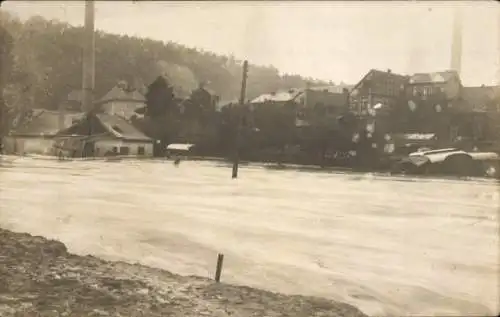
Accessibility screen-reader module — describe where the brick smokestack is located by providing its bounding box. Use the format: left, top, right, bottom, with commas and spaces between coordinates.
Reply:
450, 7, 463, 75
82, 0, 95, 113
497, 5, 500, 85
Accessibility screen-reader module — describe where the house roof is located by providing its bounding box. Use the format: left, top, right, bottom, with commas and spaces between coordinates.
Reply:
95, 113, 151, 141
353, 69, 409, 91
96, 84, 146, 105
250, 89, 303, 104
409, 70, 460, 84
56, 113, 151, 142
12, 109, 85, 136
308, 84, 354, 93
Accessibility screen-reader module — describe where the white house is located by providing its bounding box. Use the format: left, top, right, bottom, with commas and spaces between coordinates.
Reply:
55, 112, 153, 158
95, 81, 147, 120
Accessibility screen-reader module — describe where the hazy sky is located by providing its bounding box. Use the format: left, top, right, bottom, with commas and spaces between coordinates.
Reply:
2, 1, 499, 86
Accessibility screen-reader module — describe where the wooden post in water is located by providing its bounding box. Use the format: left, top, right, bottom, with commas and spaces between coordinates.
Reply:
214, 253, 224, 282
232, 60, 248, 179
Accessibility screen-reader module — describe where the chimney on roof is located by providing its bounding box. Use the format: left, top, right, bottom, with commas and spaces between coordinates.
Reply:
387, 69, 392, 74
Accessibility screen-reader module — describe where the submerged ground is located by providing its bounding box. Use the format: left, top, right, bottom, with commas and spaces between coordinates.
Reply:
0, 156, 498, 316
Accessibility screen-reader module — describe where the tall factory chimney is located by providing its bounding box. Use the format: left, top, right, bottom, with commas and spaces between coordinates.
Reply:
497, 5, 500, 85
82, 0, 95, 113
450, 7, 463, 75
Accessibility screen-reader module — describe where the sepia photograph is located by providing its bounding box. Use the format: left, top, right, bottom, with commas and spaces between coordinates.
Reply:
0, 0, 498, 316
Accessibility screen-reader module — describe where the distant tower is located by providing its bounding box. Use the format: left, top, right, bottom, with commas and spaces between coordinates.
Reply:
450, 7, 463, 75
497, 5, 500, 85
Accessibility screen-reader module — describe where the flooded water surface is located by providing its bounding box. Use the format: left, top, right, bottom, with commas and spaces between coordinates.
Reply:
0, 157, 498, 316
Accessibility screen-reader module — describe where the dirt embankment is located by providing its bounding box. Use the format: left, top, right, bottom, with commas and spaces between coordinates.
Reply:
0, 228, 368, 317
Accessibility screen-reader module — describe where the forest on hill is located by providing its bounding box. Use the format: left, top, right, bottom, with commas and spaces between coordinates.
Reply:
0, 10, 330, 111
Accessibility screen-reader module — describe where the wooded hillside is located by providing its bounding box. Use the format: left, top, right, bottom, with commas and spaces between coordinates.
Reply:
0, 10, 329, 111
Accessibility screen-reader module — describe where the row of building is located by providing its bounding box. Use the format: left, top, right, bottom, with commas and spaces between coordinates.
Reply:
3, 81, 155, 157
247, 68, 500, 151
249, 69, 500, 115
3, 68, 500, 158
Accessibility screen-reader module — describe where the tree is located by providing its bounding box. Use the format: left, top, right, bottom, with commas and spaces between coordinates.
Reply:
252, 102, 297, 157
186, 84, 214, 119
139, 75, 178, 156
0, 12, 329, 111
144, 75, 175, 117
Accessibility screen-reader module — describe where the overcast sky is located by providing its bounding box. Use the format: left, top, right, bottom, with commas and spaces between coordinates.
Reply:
2, 1, 499, 86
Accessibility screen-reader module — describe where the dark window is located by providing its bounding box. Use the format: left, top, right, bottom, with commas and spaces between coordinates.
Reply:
120, 146, 130, 155
112, 146, 118, 153
138, 146, 145, 155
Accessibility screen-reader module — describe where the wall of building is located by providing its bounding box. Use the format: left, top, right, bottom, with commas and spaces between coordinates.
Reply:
407, 80, 460, 101
3, 136, 55, 156
101, 101, 145, 120
305, 89, 348, 113
350, 72, 407, 115
93, 139, 153, 157
444, 78, 461, 100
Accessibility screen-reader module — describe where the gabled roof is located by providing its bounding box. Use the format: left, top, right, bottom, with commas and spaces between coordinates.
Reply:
353, 69, 409, 91
11, 109, 84, 136
96, 84, 146, 105
409, 70, 460, 84
56, 113, 151, 142
95, 113, 151, 141
250, 88, 303, 104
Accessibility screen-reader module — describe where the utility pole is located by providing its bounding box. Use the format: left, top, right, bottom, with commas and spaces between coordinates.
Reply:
232, 60, 248, 179
82, 0, 95, 113
304, 81, 310, 107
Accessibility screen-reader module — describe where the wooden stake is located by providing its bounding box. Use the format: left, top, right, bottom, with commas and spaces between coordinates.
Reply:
232, 60, 248, 179
214, 253, 224, 282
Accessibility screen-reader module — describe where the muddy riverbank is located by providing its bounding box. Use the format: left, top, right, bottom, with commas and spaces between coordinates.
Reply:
0, 228, 368, 317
